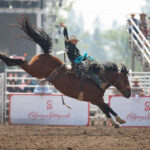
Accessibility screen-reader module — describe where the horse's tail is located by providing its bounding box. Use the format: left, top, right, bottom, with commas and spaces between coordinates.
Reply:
14, 15, 53, 54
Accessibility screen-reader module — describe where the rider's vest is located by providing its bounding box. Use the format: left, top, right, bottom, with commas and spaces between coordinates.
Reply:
65, 42, 81, 63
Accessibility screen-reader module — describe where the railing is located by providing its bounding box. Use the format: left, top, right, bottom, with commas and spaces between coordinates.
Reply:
4, 69, 61, 121
0, 73, 5, 124
127, 17, 150, 66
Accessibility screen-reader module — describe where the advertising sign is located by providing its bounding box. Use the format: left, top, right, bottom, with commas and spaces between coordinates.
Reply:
10, 94, 89, 126
109, 96, 150, 127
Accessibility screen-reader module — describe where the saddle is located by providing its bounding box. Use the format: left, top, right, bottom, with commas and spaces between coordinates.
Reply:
71, 63, 88, 79
44, 63, 88, 83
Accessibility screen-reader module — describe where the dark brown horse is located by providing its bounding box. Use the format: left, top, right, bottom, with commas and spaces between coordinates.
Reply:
0, 16, 131, 128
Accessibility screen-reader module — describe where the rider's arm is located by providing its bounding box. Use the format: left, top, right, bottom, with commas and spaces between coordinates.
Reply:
63, 28, 69, 41
60, 22, 69, 41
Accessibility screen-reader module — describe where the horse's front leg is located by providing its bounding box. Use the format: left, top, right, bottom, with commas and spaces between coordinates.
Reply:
103, 103, 126, 124
98, 101, 120, 128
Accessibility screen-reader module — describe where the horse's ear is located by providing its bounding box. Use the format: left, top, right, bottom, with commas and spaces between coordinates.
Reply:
120, 63, 129, 75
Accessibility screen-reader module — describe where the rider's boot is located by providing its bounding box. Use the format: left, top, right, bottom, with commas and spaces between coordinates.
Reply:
88, 71, 106, 90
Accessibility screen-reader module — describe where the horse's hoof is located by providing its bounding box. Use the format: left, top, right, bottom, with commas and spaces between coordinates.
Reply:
114, 124, 120, 128
115, 116, 126, 124
119, 119, 126, 124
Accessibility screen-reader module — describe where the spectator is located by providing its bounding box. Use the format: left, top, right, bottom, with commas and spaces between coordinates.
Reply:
128, 13, 139, 39
24, 79, 34, 93
132, 79, 143, 97
13, 72, 21, 84
19, 73, 28, 92
7, 72, 14, 78
7, 80, 22, 93
34, 80, 52, 96
147, 16, 150, 41
7, 72, 14, 84
139, 13, 148, 39
14, 72, 18, 79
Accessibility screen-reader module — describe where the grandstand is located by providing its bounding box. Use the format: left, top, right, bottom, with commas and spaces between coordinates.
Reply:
127, 13, 150, 71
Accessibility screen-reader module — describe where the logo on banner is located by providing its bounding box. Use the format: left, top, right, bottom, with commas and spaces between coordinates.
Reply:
28, 99, 71, 120
126, 101, 150, 121
127, 112, 150, 121
145, 101, 150, 111
47, 100, 52, 110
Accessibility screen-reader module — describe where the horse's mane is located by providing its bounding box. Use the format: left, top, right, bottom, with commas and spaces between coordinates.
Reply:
89, 62, 129, 75
13, 15, 53, 54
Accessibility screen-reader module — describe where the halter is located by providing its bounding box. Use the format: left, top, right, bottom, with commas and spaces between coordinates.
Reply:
113, 74, 128, 92
100, 71, 128, 92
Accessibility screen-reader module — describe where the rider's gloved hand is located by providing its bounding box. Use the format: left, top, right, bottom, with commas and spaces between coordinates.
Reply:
60, 22, 66, 28
65, 49, 68, 52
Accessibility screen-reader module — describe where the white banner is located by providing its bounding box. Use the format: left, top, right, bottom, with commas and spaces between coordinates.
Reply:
10, 94, 89, 126
109, 96, 150, 127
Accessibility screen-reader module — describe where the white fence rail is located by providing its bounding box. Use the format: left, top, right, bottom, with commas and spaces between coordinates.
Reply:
0, 73, 5, 124
127, 17, 150, 68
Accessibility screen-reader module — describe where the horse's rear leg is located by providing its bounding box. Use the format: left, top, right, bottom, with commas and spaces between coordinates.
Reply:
98, 102, 120, 128
0, 53, 26, 66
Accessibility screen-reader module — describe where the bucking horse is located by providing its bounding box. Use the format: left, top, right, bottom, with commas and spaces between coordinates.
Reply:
0, 16, 131, 128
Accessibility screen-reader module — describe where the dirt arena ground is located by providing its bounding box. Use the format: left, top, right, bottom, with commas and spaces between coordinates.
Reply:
0, 124, 150, 150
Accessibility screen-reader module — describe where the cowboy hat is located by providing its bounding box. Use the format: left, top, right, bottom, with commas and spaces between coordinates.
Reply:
130, 13, 136, 16
68, 35, 79, 42
140, 13, 146, 16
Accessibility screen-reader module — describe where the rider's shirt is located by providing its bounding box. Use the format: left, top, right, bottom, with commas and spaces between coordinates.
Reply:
63, 28, 81, 63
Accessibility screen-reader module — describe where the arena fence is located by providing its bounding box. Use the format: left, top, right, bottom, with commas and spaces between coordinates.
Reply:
0, 73, 5, 124
0, 69, 150, 124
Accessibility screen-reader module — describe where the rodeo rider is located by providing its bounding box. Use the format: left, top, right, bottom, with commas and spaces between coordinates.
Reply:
60, 22, 106, 90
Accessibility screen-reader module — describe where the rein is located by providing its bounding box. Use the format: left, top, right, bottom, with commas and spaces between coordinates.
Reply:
45, 64, 68, 82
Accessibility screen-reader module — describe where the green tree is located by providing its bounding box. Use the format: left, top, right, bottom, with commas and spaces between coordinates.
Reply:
87, 17, 107, 62
103, 26, 131, 67
45, 0, 75, 62
142, 0, 150, 14
66, 12, 91, 55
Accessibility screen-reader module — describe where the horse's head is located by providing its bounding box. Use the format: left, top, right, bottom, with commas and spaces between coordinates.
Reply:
112, 64, 131, 98
89, 62, 131, 98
